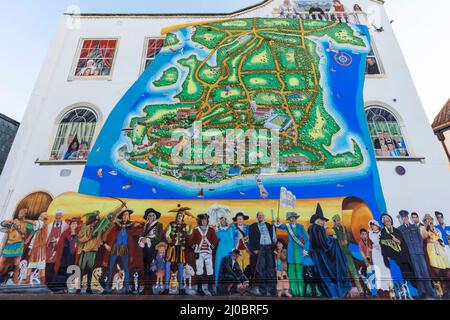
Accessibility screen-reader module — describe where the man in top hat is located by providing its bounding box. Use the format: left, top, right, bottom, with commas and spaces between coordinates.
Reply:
248, 212, 278, 296
275, 212, 314, 297
231, 212, 251, 272
398, 210, 436, 298
46, 209, 69, 290
163, 205, 194, 295
332, 214, 364, 296
308, 204, 351, 298
139, 208, 164, 294
103, 208, 142, 293
190, 213, 218, 296
379, 213, 417, 297
434, 211, 450, 260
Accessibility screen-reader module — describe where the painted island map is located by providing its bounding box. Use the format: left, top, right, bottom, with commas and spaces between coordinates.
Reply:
79, 17, 385, 214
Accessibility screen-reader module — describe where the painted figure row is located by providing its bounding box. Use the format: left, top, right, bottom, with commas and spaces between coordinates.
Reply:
0, 204, 449, 299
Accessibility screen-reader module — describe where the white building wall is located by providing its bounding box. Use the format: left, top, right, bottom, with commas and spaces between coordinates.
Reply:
1, 0, 449, 232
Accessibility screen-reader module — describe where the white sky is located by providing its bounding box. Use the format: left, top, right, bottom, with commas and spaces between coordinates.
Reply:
0, 0, 448, 123
384, 0, 450, 123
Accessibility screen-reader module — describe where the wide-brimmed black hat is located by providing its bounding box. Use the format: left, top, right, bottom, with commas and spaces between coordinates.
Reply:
232, 212, 250, 222
117, 208, 134, 220
144, 208, 161, 221
310, 203, 329, 224
380, 213, 393, 225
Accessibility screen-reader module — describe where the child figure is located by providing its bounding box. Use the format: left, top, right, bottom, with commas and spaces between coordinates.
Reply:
274, 240, 292, 297
154, 242, 167, 290
359, 259, 378, 298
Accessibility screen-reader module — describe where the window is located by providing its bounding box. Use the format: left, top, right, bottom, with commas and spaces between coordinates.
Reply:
73, 39, 118, 78
365, 45, 383, 76
142, 37, 165, 71
50, 108, 97, 161
366, 106, 409, 157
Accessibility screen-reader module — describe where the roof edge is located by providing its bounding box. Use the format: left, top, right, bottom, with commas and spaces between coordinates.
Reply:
0, 113, 20, 126
65, 0, 385, 18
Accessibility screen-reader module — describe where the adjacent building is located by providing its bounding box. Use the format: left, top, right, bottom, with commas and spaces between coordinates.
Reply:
432, 98, 450, 166
0, 113, 19, 175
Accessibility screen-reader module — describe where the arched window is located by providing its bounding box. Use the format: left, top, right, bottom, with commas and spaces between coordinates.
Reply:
50, 108, 97, 160
366, 106, 409, 157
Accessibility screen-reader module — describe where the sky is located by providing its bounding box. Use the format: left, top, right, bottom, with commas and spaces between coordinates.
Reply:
0, 0, 449, 123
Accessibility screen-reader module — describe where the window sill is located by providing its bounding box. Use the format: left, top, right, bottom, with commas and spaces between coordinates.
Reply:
375, 156, 425, 163
35, 159, 87, 166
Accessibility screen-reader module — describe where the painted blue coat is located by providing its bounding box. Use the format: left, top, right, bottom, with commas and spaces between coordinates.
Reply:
277, 223, 314, 266
232, 224, 250, 246
215, 226, 237, 285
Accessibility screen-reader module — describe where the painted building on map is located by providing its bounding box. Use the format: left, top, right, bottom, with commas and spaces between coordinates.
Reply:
0, 0, 449, 299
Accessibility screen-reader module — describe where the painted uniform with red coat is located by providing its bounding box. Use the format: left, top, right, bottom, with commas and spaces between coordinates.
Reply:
190, 226, 218, 276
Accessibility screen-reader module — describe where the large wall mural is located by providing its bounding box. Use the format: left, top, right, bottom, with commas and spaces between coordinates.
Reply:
1, 17, 449, 299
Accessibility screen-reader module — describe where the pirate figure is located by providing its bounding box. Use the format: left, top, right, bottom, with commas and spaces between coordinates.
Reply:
139, 208, 163, 294
231, 212, 251, 273
163, 205, 194, 295
104, 208, 142, 294
190, 213, 218, 296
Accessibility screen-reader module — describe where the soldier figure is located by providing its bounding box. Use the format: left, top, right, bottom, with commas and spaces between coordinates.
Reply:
398, 210, 436, 298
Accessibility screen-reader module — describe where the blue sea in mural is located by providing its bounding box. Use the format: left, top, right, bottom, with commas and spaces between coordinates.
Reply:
79, 20, 387, 219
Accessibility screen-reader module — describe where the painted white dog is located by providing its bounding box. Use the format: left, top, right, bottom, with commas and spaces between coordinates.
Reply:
183, 264, 195, 289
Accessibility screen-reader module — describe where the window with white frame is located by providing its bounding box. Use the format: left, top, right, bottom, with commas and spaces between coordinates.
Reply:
50, 108, 97, 161
73, 39, 118, 79
365, 106, 409, 157
142, 37, 165, 71
365, 42, 383, 76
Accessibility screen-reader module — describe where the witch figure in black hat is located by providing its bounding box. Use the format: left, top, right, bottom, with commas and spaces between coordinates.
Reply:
307, 203, 351, 298
138, 208, 164, 294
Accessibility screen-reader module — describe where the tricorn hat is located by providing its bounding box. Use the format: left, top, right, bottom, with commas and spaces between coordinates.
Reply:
286, 212, 300, 220
169, 205, 191, 213
310, 203, 329, 224
144, 208, 161, 221
232, 212, 250, 222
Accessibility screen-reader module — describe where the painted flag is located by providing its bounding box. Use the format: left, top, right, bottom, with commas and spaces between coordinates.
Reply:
280, 187, 296, 209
